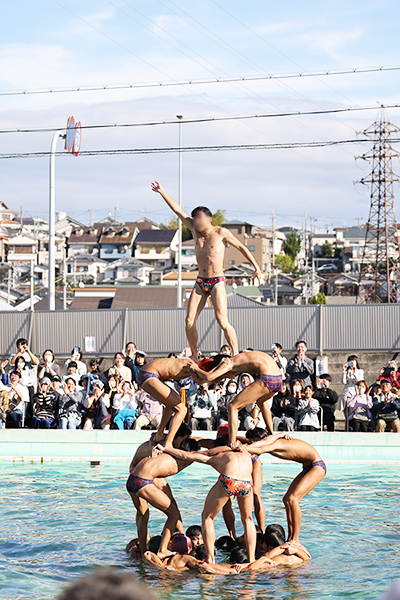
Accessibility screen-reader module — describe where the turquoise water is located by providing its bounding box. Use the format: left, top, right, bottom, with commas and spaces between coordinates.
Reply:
0, 461, 398, 600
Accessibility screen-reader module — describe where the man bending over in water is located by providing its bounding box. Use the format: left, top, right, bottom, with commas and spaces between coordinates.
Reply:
200, 351, 283, 442
151, 180, 261, 359
245, 436, 326, 543
158, 442, 257, 564
126, 438, 199, 556
137, 357, 207, 448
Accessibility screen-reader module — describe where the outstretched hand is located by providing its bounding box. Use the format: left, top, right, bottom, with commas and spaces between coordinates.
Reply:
278, 432, 293, 441
151, 180, 163, 194
152, 444, 165, 457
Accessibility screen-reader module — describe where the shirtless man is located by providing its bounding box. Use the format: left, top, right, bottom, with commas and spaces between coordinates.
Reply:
245, 436, 326, 542
151, 181, 261, 359
137, 357, 207, 448
200, 351, 283, 443
126, 438, 199, 556
159, 443, 257, 564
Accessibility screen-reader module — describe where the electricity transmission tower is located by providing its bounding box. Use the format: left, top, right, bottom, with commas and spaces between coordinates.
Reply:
356, 108, 400, 303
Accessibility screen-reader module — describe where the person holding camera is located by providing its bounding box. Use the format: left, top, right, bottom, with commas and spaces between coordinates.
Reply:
376, 361, 400, 387
313, 373, 338, 432
338, 355, 364, 412
271, 343, 287, 376
187, 382, 217, 431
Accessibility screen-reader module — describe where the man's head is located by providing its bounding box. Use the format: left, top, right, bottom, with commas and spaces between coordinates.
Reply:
90, 358, 99, 371
191, 206, 213, 232
169, 534, 192, 555
16, 338, 28, 351
272, 343, 282, 356
261, 527, 285, 551
381, 379, 392, 394
185, 525, 203, 548
220, 345, 232, 356
68, 361, 78, 374
240, 374, 252, 388
215, 535, 236, 550
304, 385, 313, 399
125, 342, 136, 357
318, 373, 332, 388
51, 375, 61, 390
230, 547, 248, 564
245, 427, 269, 442
295, 340, 307, 356
179, 438, 199, 452
172, 423, 192, 448
65, 377, 76, 393
9, 370, 21, 385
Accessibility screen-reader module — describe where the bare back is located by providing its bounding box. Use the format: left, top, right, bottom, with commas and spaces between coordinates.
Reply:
266, 439, 321, 466
215, 351, 281, 380
193, 226, 226, 277
208, 450, 253, 480
142, 357, 196, 381
133, 453, 190, 480
129, 439, 153, 472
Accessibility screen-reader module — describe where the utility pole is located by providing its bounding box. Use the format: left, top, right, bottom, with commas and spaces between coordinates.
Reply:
114, 202, 119, 224
89, 208, 93, 227
30, 260, 34, 311
49, 130, 66, 310
7, 265, 11, 305
271, 210, 278, 304
177, 115, 183, 308
356, 108, 400, 303
63, 239, 67, 310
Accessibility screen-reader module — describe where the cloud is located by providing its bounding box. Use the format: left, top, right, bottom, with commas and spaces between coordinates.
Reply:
298, 28, 365, 60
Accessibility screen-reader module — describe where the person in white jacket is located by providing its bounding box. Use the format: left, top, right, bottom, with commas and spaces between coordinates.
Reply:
297, 386, 320, 431
338, 355, 364, 411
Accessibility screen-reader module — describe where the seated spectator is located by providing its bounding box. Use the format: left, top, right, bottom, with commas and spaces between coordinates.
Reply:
83, 380, 110, 430
216, 379, 238, 425
32, 377, 59, 429
129, 351, 148, 384
88, 358, 107, 385
313, 373, 338, 432
347, 380, 373, 432
286, 340, 314, 388
288, 379, 304, 408
37, 349, 60, 381
271, 381, 296, 432
338, 355, 364, 412
51, 375, 63, 396
106, 373, 121, 407
61, 361, 81, 387
187, 382, 217, 431
124, 341, 137, 374
372, 379, 400, 433
113, 380, 138, 430
64, 347, 87, 377
108, 352, 132, 383
271, 342, 287, 376
0, 388, 8, 429
220, 344, 232, 356
9, 337, 39, 401
134, 389, 163, 431
0, 370, 28, 428
377, 361, 400, 387
58, 377, 85, 429
297, 385, 320, 431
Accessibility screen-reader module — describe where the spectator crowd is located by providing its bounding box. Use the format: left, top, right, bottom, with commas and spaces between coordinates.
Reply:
0, 337, 399, 434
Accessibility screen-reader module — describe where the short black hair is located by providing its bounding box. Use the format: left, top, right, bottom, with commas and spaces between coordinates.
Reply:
16, 338, 27, 347
174, 423, 192, 439
195, 544, 207, 561
319, 373, 332, 382
215, 535, 236, 550
296, 340, 307, 348
245, 427, 269, 442
168, 352, 177, 358
265, 523, 285, 537
191, 206, 212, 218
262, 529, 285, 549
186, 525, 202, 538
230, 547, 248, 564
214, 433, 229, 447
68, 361, 78, 369
10, 370, 21, 379
90, 358, 99, 367
274, 342, 282, 350
179, 438, 199, 452
125, 341, 136, 349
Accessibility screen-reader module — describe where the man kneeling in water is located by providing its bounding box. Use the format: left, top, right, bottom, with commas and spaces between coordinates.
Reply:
158, 442, 257, 564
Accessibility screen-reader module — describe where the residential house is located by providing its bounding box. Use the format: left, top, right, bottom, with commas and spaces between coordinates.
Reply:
134, 229, 179, 269
99, 226, 138, 261
7, 234, 37, 265
65, 253, 107, 284
103, 257, 153, 285
67, 225, 103, 257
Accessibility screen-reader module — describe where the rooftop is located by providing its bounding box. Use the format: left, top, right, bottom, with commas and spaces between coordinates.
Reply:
135, 229, 178, 244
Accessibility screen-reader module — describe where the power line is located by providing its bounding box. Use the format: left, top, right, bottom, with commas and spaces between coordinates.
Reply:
0, 136, 394, 160
1, 103, 398, 135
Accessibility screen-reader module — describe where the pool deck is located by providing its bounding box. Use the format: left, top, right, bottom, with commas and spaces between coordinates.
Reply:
0, 430, 399, 465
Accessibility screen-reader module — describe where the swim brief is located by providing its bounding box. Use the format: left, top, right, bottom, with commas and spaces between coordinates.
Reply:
196, 275, 225, 294
218, 473, 253, 497
302, 459, 327, 475
137, 369, 161, 389
126, 473, 154, 495
251, 454, 259, 464
256, 373, 283, 393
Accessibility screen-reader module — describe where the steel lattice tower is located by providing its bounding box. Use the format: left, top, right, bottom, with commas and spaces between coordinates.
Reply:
356, 108, 400, 303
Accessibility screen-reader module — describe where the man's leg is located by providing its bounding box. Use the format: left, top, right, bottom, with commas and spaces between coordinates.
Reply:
190, 416, 200, 430
128, 491, 150, 555
139, 484, 181, 555
143, 379, 187, 448
256, 395, 274, 435
202, 481, 231, 563
222, 497, 236, 539
252, 458, 266, 533
134, 414, 150, 431
283, 466, 326, 542
210, 282, 238, 355
156, 478, 184, 535
392, 418, 400, 433
237, 492, 257, 562
185, 284, 208, 360
228, 381, 267, 445
376, 418, 386, 432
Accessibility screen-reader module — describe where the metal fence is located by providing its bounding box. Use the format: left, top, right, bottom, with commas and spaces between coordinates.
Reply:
1, 303, 400, 356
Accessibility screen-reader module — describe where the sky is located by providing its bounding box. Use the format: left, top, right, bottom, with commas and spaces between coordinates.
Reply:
1, 0, 400, 231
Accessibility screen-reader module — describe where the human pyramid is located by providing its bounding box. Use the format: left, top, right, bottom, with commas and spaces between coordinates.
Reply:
124, 182, 326, 574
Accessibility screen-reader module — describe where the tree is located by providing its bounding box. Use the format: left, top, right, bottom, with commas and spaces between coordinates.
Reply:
275, 254, 295, 273
321, 241, 333, 258
283, 230, 301, 261
160, 209, 226, 242
310, 292, 327, 304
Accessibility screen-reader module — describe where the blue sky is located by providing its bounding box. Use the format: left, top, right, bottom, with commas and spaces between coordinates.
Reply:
1, 0, 400, 230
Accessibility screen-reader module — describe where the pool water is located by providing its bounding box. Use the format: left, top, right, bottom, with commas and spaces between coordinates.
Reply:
0, 461, 398, 600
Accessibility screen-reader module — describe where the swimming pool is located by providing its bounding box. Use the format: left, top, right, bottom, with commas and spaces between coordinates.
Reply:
0, 461, 398, 600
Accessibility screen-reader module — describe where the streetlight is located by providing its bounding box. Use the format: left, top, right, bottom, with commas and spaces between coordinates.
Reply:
48, 130, 66, 310
177, 115, 183, 308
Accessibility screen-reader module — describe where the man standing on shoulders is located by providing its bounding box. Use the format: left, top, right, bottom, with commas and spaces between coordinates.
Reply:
151, 180, 262, 360
286, 341, 314, 389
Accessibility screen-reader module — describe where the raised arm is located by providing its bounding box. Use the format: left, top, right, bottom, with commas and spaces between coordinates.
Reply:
151, 180, 193, 230
160, 446, 212, 464
221, 228, 262, 281
246, 433, 291, 455
204, 357, 234, 383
